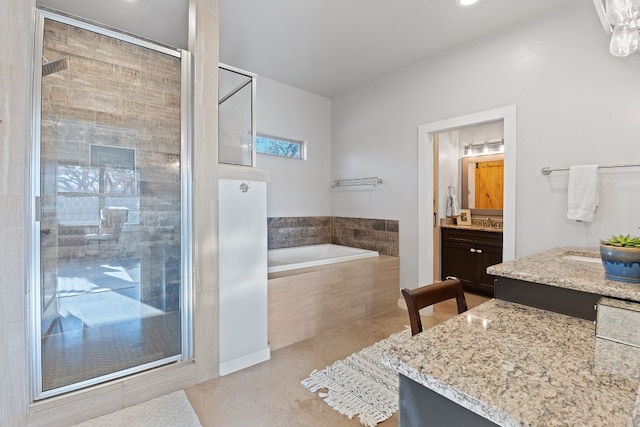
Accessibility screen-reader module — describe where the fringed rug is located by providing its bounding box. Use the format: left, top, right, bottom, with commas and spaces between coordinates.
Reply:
301, 329, 410, 427
72, 390, 201, 427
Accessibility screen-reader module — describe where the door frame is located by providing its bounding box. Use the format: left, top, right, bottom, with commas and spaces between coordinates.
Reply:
417, 106, 517, 289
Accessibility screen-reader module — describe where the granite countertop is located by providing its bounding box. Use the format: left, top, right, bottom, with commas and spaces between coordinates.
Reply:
487, 247, 640, 302
382, 299, 640, 426
440, 224, 503, 233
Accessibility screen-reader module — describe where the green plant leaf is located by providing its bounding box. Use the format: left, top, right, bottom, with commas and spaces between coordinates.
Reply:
602, 234, 640, 248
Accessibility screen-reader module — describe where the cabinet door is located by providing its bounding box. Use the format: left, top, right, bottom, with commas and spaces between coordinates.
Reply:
441, 240, 477, 289
476, 244, 503, 293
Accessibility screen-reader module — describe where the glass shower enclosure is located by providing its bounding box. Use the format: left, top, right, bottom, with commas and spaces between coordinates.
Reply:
30, 10, 192, 399
218, 64, 256, 166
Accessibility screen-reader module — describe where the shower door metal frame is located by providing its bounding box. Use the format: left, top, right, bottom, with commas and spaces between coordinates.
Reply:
29, 9, 193, 400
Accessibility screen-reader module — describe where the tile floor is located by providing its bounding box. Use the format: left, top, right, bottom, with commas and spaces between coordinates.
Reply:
186, 292, 490, 427
42, 258, 180, 392
43, 311, 181, 391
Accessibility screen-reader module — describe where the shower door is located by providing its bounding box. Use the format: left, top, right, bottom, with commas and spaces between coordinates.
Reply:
31, 11, 192, 399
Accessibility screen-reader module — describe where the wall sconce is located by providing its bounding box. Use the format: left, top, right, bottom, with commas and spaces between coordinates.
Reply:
606, 0, 640, 56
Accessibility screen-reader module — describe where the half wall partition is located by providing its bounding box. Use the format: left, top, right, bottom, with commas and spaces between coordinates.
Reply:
30, 10, 192, 399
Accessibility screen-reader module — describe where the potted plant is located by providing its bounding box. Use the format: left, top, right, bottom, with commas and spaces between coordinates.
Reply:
600, 233, 640, 283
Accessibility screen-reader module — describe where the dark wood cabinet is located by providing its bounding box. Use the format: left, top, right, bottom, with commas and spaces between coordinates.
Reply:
441, 227, 503, 296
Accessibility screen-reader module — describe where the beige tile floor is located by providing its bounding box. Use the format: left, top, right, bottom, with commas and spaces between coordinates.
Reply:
186, 292, 490, 427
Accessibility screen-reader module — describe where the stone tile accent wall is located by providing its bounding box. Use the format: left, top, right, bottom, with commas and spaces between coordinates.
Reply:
331, 217, 399, 256
267, 216, 331, 249
267, 216, 399, 256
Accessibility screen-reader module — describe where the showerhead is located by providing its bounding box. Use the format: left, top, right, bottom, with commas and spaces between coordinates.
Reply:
42, 57, 68, 76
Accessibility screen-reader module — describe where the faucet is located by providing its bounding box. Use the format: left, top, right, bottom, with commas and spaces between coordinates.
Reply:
484, 217, 500, 228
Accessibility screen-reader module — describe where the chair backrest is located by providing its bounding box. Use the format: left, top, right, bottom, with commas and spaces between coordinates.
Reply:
401, 277, 468, 336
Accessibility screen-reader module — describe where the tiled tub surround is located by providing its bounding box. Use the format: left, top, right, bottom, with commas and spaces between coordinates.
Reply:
331, 216, 399, 256
268, 255, 399, 350
382, 299, 640, 426
267, 217, 331, 249
487, 247, 640, 302
267, 216, 399, 256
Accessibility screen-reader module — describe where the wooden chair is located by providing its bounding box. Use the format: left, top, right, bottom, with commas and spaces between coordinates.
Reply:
401, 277, 468, 336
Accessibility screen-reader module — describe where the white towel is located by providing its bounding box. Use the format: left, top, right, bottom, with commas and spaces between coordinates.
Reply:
567, 165, 599, 222
446, 186, 461, 217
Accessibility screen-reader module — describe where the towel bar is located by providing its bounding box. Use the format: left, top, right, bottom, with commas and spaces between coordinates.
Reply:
541, 164, 640, 175
331, 177, 383, 188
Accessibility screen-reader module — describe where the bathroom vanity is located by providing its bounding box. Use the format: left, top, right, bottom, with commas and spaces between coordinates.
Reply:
384, 247, 640, 426
440, 225, 502, 296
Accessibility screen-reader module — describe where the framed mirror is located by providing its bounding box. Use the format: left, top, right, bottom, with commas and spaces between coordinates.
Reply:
461, 153, 504, 215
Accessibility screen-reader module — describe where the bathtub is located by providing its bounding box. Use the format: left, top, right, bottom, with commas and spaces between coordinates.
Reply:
268, 244, 379, 273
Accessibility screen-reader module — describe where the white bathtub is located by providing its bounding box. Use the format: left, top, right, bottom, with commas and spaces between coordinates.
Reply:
268, 244, 379, 273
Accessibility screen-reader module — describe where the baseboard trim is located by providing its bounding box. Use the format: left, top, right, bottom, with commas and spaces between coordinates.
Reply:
219, 347, 271, 376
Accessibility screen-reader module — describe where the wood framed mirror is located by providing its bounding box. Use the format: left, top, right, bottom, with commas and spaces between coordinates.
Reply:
461, 153, 504, 215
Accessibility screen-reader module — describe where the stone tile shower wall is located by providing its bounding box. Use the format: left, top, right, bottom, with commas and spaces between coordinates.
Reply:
41, 19, 182, 311
267, 216, 399, 257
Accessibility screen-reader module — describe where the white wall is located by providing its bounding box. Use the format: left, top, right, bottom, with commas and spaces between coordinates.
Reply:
438, 131, 460, 221
331, 1, 640, 289
256, 76, 332, 217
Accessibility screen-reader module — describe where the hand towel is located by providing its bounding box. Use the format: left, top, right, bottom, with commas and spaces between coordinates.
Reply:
567, 165, 599, 222
446, 186, 461, 217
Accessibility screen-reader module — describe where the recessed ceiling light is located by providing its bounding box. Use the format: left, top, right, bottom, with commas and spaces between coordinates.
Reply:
457, 0, 480, 7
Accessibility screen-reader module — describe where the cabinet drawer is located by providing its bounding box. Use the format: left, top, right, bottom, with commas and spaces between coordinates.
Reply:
441, 227, 503, 247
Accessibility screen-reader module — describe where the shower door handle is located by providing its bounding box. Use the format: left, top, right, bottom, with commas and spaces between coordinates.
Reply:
35, 196, 42, 221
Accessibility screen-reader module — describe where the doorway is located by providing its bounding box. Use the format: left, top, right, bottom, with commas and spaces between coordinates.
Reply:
417, 106, 517, 289
31, 11, 192, 399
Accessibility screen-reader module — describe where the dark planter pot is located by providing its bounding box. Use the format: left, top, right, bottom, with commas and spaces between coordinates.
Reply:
600, 244, 640, 284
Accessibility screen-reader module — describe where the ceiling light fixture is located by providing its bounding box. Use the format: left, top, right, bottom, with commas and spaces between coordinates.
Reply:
606, 0, 640, 56
457, 0, 481, 7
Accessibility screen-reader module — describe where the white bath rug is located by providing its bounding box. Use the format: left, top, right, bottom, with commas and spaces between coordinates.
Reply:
301, 329, 410, 427
72, 390, 201, 427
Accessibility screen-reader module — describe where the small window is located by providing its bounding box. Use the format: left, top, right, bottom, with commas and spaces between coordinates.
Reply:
256, 134, 305, 160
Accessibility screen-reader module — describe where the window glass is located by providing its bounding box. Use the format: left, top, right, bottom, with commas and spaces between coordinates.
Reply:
57, 165, 99, 193
104, 168, 139, 194
56, 159, 140, 225
256, 135, 304, 159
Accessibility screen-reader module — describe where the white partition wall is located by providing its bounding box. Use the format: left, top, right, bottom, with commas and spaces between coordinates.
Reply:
218, 178, 270, 375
